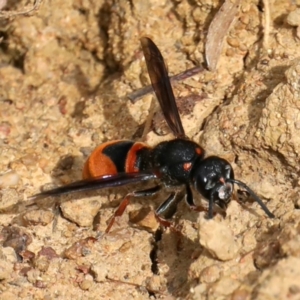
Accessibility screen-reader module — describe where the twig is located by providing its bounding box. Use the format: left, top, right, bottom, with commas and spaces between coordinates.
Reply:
127, 66, 204, 103
0, 0, 43, 19
263, 0, 271, 50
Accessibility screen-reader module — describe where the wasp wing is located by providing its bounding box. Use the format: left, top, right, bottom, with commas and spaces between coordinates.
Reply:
30, 172, 158, 200
140, 37, 186, 138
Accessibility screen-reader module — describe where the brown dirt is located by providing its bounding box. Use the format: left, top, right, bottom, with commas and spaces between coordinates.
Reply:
1, 0, 300, 299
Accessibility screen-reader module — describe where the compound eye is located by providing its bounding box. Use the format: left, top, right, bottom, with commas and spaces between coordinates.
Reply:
205, 178, 218, 190
224, 164, 232, 178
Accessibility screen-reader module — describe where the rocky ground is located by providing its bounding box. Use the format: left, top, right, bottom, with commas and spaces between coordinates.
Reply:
1, 0, 300, 299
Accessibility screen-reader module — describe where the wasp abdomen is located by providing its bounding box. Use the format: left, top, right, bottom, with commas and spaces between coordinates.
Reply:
83, 140, 151, 179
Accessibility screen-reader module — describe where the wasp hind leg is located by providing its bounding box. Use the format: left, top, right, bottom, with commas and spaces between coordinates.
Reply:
105, 186, 161, 233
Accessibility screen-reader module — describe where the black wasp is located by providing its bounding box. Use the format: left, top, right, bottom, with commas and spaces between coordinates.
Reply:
31, 37, 275, 233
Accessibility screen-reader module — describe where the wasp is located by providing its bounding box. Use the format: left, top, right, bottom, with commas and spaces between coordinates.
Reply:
31, 37, 275, 233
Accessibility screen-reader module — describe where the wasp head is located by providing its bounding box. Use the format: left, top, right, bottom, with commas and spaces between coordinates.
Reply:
191, 156, 234, 216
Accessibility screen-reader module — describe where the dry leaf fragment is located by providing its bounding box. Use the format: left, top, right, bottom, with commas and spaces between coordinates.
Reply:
205, 0, 241, 71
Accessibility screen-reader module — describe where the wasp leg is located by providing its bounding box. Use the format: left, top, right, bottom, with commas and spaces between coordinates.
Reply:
155, 188, 186, 230
185, 184, 219, 217
105, 186, 161, 233
185, 184, 206, 212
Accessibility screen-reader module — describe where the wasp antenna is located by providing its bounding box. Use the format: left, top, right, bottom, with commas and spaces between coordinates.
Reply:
228, 179, 275, 218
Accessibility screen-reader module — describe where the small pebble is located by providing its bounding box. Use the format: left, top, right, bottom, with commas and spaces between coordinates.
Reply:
79, 279, 93, 290
0, 291, 16, 300
33, 256, 50, 272
0, 189, 18, 210
20, 153, 37, 168
145, 275, 166, 293
227, 37, 240, 48
129, 207, 159, 232
0, 259, 13, 280
199, 265, 221, 283
23, 210, 54, 226
26, 269, 41, 284
0, 171, 20, 188
198, 215, 241, 261
231, 288, 250, 300
64, 237, 97, 260
91, 263, 109, 282
287, 9, 300, 27
61, 197, 102, 227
